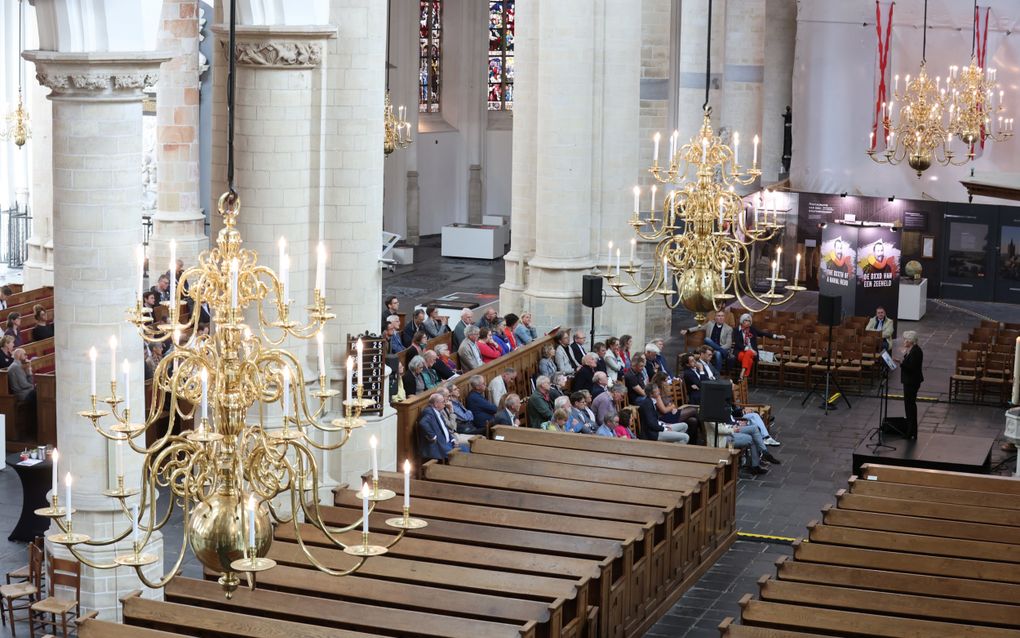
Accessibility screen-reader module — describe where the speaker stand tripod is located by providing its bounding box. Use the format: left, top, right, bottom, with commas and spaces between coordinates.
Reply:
801, 322, 852, 415
864, 362, 896, 452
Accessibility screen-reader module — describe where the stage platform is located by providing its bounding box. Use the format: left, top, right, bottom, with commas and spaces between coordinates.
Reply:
852, 431, 994, 476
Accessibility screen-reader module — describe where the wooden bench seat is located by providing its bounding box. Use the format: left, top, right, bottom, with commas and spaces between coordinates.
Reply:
806, 520, 1020, 564
716, 618, 828, 637
79, 617, 187, 638
860, 463, 1020, 495
848, 474, 1020, 510
166, 576, 537, 638
821, 504, 1020, 545
834, 489, 1020, 528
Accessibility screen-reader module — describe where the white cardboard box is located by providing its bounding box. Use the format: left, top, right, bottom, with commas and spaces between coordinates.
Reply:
898, 277, 927, 321
441, 224, 505, 260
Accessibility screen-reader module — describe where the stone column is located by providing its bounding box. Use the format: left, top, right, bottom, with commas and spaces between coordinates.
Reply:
148, 0, 208, 272
23, 50, 167, 619
23, 56, 53, 289
720, 0, 765, 174
762, 0, 796, 182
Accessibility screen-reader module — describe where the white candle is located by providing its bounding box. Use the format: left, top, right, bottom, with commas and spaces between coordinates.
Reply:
606, 241, 613, 268
795, 253, 802, 284
652, 132, 660, 164
281, 366, 291, 419
229, 258, 239, 309
65, 473, 72, 522
136, 246, 144, 303
247, 495, 256, 549
1012, 337, 1020, 405
123, 359, 130, 412
109, 335, 117, 384
894, 74, 899, 92
168, 239, 177, 306
718, 197, 725, 228
116, 439, 123, 477
662, 255, 669, 284
752, 135, 759, 167
132, 504, 139, 546
776, 248, 783, 277
89, 347, 97, 397
200, 367, 208, 420
754, 203, 759, 228
403, 459, 411, 510
316, 242, 327, 294
650, 185, 657, 213
869, 131, 874, 149
346, 357, 353, 404
280, 255, 289, 305
672, 130, 679, 160
629, 238, 636, 266
361, 482, 370, 536
632, 186, 640, 215
357, 338, 364, 384
316, 332, 325, 379
370, 434, 379, 482
51, 449, 58, 499
771, 259, 778, 281
733, 131, 740, 165
615, 249, 621, 276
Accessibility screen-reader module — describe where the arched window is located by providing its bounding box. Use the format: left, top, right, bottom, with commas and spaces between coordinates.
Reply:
487, 1, 515, 111
419, 0, 442, 113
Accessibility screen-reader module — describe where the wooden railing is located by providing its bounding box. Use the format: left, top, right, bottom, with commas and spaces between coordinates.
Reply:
395, 331, 559, 468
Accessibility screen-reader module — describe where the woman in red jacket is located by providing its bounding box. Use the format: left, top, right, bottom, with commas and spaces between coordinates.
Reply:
476, 327, 503, 364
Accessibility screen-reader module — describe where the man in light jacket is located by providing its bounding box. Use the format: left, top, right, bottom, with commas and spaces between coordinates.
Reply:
680, 310, 733, 371
865, 306, 895, 352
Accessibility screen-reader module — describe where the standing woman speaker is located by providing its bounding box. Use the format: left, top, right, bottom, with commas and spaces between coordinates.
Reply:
899, 331, 924, 440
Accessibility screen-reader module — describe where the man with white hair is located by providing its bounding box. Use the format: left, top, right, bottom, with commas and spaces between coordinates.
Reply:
452, 307, 474, 350
488, 367, 517, 408
458, 325, 483, 371
900, 330, 924, 440
572, 353, 598, 394
590, 371, 610, 398
527, 376, 555, 427
567, 330, 588, 369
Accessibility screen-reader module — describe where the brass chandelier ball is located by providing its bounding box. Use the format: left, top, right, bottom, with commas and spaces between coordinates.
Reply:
188, 491, 273, 593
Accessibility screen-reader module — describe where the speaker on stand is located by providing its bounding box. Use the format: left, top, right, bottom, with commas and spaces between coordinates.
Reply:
801, 294, 852, 413
581, 275, 604, 346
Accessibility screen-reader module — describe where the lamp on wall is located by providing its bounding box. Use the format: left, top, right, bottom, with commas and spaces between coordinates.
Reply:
1, 0, 31, 148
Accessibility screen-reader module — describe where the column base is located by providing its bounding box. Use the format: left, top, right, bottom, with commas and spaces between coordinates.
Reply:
499, 250, 530, 313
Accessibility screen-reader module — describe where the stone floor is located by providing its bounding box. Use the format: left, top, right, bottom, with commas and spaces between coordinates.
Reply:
0, 240, 1016, 636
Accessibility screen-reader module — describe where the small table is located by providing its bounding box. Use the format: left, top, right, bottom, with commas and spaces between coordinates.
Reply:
6, 452, 52, 542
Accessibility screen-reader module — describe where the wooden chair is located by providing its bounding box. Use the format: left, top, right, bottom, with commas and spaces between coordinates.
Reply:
949, 351, 980, 403
755, 337, 783, 386
978, 352, 1011, 404
28, 556, 80, 638
733, 378, 772, 425
836, 344, 864, 395
0, 543, 42, 636
6, 538, 44, 587
782, 341, 812, 389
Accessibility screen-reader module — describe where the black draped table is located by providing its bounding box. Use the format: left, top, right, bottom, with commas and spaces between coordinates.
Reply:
6, 452, 52, 542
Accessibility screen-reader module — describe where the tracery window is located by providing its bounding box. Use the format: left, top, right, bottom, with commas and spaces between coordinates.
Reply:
419, 0, 442, 113
487, 0, 515, 111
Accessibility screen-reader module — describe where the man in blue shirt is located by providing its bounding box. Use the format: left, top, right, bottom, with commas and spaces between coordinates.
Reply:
465, 374, 498, 432
384, 315, 405, 354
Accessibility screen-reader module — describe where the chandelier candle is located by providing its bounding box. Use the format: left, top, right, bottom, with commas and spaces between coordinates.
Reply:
776, 248, 783, 277
316, 332, 325, 380
282, 367, 291, 420
632, 187, 639, 216
132, 504, 139, 547
51, 449, 58, 500
357, 338, 364, 384
616, 249, 621, 277
752, 135, 759, 167
361, 482, 370, 537
606, 241, 613, 269
650, 185, 657, 212
629, 238, 636, 268
109, 336, 117, 384
795, 253, 801, 284
403, 460, 411, 510
652, 132, 660, 165
346, 356, 353, 405
123, 360, 130, 413
89, 347, 97, 397
116, 439, 123, 478
316, 243, 326, 295
169, 239, 177, 307
247, 496, 256, 550
370, 435, 379, 483
65, 473, 72, 524
229, 258, 239, 309
733, 132, 740, 166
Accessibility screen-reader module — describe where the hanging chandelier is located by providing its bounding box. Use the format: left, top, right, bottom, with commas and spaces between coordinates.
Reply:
604, 0, 801, 322
383, 91, 413, 156
947, 1, 1013, 147
2, 0, 31, 148
35, 1, 424, 599
867, 0, 970, 177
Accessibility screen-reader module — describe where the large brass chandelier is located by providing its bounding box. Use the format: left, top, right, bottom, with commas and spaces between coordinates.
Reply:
383, 91, 413, 156
604, 0, 801, 322
2, 0, 30, 148
867, 0, 970, 177
35, 4, 425, 599
947, 2, 1013, 147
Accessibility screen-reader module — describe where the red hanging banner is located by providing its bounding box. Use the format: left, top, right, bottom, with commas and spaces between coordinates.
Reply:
872, 1, 895, 150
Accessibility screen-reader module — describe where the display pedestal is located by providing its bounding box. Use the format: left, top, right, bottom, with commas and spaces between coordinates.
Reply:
898, 278, 927, 320
441, 224, 505, 260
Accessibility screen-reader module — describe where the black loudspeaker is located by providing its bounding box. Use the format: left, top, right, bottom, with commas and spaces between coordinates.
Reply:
818, 294, 842, 326
699, 379, 734, 422
582, 275, 604, 308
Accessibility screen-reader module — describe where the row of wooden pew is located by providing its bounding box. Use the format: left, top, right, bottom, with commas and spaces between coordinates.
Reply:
720, 463, 1020, 637
79, 426, 740, 638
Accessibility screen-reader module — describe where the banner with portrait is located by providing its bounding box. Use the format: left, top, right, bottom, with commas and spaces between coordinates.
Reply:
818, 225, 858, 316
855, 226, 901, 323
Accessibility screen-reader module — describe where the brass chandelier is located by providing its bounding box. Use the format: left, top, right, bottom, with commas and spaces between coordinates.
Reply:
947, 1, 1013, 147
605, 0, 801, 322
2, 0, 30, 148
36, 3, 424, 599
867, 0, 970, 177
383, 91, 413, 156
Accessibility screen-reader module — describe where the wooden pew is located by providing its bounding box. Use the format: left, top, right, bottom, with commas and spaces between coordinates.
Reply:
847, 474, 1020, 510
834, 489, 1020, 528
859, 463, 1020, 495
716, 618, 827, 637
820, 503, 1020, 545
0, 295, 54, 327
120, 591, 386, 637
79, 616, 187, 638
4, 286, 51, 308
166, 576, 538, 638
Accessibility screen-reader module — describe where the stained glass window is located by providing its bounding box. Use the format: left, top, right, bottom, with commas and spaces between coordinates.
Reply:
488, 1, 515, 111
419, 1, 442, 113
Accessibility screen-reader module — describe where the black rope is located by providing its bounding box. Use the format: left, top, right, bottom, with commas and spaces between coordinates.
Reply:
971, 0, 978, 56
921, 0, 928, 62
703, 0, 713, 112
385, 0, 392, 91
226, 0, 237, 199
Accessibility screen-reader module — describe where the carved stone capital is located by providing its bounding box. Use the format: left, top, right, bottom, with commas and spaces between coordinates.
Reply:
212, 25, 337, 69
22, 51, 170, 102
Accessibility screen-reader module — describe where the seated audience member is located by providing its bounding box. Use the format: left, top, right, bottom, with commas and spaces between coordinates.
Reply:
572, 353, 598, 394
144, 342, 164, 380
564, 392, 595, 433
680, 310, 732, 371
654, 371, 704, 445
604, 337, 624, 382
8, 348, 36, 405
644, 343, 665, 380
592, 342, 609, 374
422, 305, 450, 339
488, 367, 517, 408
153, 274, 171, 302
451, 308, 474, 350
0, 335, 15, 369
384, 315, 405, 355
421, 351, 442, 389
476, 327, 503, 364
382, 295, 400, 331
651, 338, 672, 377
418, 393, 456, 461
713, 408, 776, 475
432, 344, 457, 379
579, 389, 598, 427
541, 408, 569, 432
142, 290, 159, 312
402, 309, 426, 347
5, 313, 23, 347
636, 384, 688, 443
866, 305, 895, 351
596, 418, 616, 438
513, 312, 539, 345
409, 329, 429, 358
590, 371, 610, 398
696, 345, 721, 380
733, 313, 786, 380
31, 306, 54, 341
0, 286, 7, 310
389, 360, 406, 403
618, 407, 640, 438
680, 353, 703, 403
501, 314, 521, 350
619, 334, 634, 369
494, 393, 522, 426
466, 375, 498, 431
478, 307, 499, 331
490, 319, 513, 354
538, 344, 557, 379
526, 376, 556, 427
592, 382, 624, 426
444, 383, 482, 435
568, 331, 588, 369
549, 373, 569, 400
610, 412, 635, 439
402, 356, 428, 397
458, 326, 483, 371
555, 331, 576, 374
623, 355, 649, 404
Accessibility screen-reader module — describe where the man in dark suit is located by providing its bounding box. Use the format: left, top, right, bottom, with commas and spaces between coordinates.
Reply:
572, 353, 597, 394
493, 393, 522, 427
402, 309, 425, 347
679, 353, 703, 403
899, 330, 924, 440
636, 385, 689, 443
465, 375, 498, 431
418, 393, 455, 461
567, 331, 587, 369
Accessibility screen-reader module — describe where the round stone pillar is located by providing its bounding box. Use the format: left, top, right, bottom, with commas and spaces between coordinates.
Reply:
23, 49, 168, 619
23, 59, 54, 289
720, 0, 765, 171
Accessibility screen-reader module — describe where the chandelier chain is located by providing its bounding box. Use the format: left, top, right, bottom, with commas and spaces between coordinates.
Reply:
703, 0, 713, 112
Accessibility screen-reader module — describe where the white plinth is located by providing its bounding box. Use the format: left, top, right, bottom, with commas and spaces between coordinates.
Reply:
898, 278, 927, 321
441, 224, 505, 260
482, 215, 510, 247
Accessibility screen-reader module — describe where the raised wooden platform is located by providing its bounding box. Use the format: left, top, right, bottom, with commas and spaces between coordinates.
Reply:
851, 431, 993, 476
